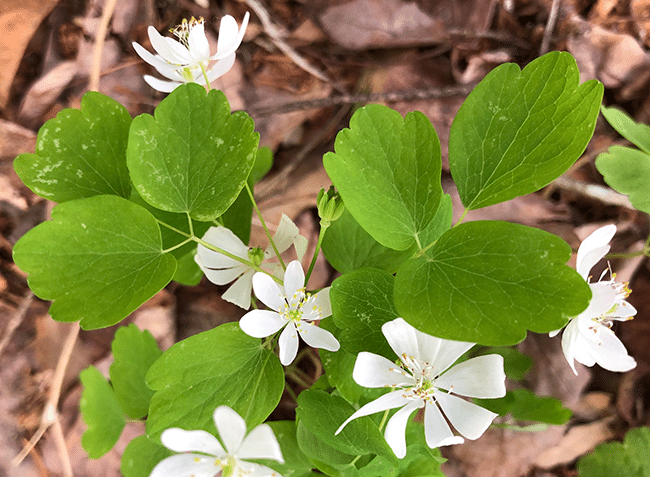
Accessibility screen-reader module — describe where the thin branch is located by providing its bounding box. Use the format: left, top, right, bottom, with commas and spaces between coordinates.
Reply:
89, 0, 120, 91
0, 290, 33, 358
540, 0, 562, 55
243, 0, 334, 85
552, 176, 635, 209
243, 84, 475, 117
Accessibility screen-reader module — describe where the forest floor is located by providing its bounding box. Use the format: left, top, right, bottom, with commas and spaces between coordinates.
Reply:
1, 0, 650, 475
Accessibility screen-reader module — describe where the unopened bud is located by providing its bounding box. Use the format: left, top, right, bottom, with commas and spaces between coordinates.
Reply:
317, 186, 344, 226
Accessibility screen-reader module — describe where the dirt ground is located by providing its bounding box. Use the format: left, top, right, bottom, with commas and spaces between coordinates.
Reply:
1, 0, 650, 475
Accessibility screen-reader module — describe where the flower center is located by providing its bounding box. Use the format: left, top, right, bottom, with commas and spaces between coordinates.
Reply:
214, 454, 248, 477
396, 353, 439, 403
247, 247, 265, 267
279, 287, 323, 324
171, 17, 204, 48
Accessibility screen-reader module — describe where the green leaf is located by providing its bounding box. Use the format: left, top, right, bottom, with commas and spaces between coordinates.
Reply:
79, 366, 125, 459
324, 105, 443, 251
256, 421, 313, 477
296, 420, 358, 476
578, 426, 650, 477
596, 146, 650, 214
221, 146, 273, 244
296, 390, 396, 461
330, 268, 398, 359
121, 435, 173, 477
417, 194, 453, 249
394, 221, 591, 345
14, 91, 132, 202
476, 388, 571, 425
479, 347, 532, 381
171, 249, 203, 286
449, 51, 603, 210
109, 324, 162, 419
601, 106, 650, 154
322, 209, 416, 274
13, 195, 177, 329
127, 83, 259, 221
146, 323, 283, 440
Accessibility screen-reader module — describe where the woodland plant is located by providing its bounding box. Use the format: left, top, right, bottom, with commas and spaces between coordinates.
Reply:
12, 12, 650, 477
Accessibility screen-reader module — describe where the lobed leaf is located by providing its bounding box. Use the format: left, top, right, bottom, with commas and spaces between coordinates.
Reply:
596, 146, 650, 215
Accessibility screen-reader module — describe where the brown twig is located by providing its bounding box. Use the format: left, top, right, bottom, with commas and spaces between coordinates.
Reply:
89, 0, 120, 91
539, 0, 562, 55
0, 290, 33, 358
244, 84, 475, 117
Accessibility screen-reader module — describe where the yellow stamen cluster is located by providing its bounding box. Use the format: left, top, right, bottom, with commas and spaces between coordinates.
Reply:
170, 17, 204, 47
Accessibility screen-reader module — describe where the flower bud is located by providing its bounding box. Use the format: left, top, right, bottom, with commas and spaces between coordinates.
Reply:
317, 186, 345, 226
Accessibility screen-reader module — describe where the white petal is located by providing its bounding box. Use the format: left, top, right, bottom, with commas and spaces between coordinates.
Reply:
252, 272, 285, 310
335, 390, 412, 435
205, 53, 236, 82
610, 299, 637, 319
238, 424, 284, 463
188, 23, 210, 61
238, 461, 282, 477
283, 261, 305, 299
352, 352, 415, 388
312, 288, 332, 319
549, 328, 561, 338
297, 321, 340, 351
201, 263, 248, 286
436, 392, 498, 440
427, 339, 475, 377
143, 75, 181, 92
423, 402, 464, 449
384, 400, 421, 458
160, 428, 224, 455
221, 270, 255, 310
577, 320, 636, 372
382, 318, 424, 363
148, 26, 192, 65
149, 454, 219, 477
279, 322, 299, 365
197, 227, 249, 268
294, 234, 308, 262
132, 42, 172, 71
214, 12, 249, 59
435, 355, 506, 398
561, 318, 582, 375
240, 310, 287, 338
576, 224, 616, 280
214, 406, 247, 454
270, 214, 300, 254
577, 281, 617, 320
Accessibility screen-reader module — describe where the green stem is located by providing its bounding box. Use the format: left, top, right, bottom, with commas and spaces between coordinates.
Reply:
453, 208, 469, 228
305, 223, 329, 284
284, 380, 298, 402
162, 238, 193, 254
606, 250, 649, 259
186, 212, 194, 237
377, 408, 391, 433
285, 368, 311, 388
200, 63, 211, 91
245, 182, 286, 270
156, 219, 192, 238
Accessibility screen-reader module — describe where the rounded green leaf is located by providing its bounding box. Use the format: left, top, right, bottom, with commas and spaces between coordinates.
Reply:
127, 83, 259, 220
80, 366, 125, 459
578, 427, 650, 477
394, 221, 591, 345
449, 51, 603, 210
12, 195, 177, 329
601, 105, 650, 154
121, 435, 173, 477
596, 146, 650, 214
145, 323, 284, 440
14, 91, 132, 201
323, 105, 443, 251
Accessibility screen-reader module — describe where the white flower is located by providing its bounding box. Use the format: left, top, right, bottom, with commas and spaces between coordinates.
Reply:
150, 405, 284, 477
335, 318, 505, 459
240, 260, 339, 366
195, 214, 307, 310
132, 13, 249, 92
550, 224, 636, 375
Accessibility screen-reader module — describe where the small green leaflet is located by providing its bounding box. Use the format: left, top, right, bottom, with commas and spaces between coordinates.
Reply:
145, 323, 283, 440
109, 324, 162, 419
330, 268, 398, 359
578, 426, 650, 477
296, 390, 396, 462
127, 83, 259, 221
80, 366, 125, 459
14, 91, 132, 201
394, 221, 591, 345
12, 195, 176, 329
256, 421, 314, 477
597, 107, 650, 214
121, 435, 172, 477
449, 51, 603, 210
323, 105, 443, 251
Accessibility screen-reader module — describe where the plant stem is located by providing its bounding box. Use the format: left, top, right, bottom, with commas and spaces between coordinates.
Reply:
162, 238, 193, 254
200, 63, 211, 91
245, 182, 286, 270
378, 408, 390, 432
453, 208, 469, 227
284, 380, 298, 402
305, 223, 328, 285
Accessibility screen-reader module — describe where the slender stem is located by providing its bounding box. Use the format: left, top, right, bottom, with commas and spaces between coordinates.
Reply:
186, 212, 194, 237
245, 182, 285, 270
377, 408, 391, 432
453, 208, 469, 228
200, 63, 211, 91
305, 223, 328, 284
162, 238, 193, 254
284, 380, 298, 402
606, 250, 649, 260
156, 218, 192, 238
285, 369, 311, 388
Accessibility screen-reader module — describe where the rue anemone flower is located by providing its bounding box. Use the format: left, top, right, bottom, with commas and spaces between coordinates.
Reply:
132, 12, 249, 92
149, 405, 284, 477
195, 214, 307, 310
550, 224, 636, 374
335, 318, 506, 459
239, 260, 339, 366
